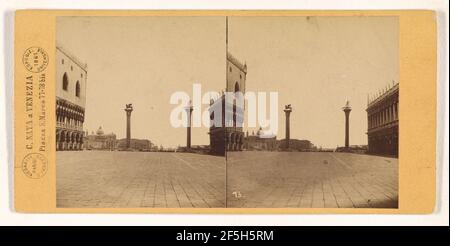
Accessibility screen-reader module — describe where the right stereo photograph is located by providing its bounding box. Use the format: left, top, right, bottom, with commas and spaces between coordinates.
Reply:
225, 16, 399, 209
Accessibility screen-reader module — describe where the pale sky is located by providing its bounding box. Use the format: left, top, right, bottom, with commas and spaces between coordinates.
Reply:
57, 16, 398, 149
57, 17, 226, 148
229, 16, 398, 148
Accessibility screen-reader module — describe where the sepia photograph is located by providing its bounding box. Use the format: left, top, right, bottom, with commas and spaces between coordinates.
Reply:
7, 0, 445, 234
226, 16, 399, 208
55, 15, 399, 209
55, 16, 227, 208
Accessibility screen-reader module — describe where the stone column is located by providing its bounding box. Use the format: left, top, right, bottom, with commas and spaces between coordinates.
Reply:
283, 104, 292, 149
342, 100, 352, 149
124, 104, 133, 150
185, 101, 194, 149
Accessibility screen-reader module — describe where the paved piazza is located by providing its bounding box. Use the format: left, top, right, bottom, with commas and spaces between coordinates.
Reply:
57, 151, 398, 208
57, 151, 225, 208
227, 151, 398, 208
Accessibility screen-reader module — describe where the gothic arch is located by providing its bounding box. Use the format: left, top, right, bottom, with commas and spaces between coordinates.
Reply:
234, 82, 240, 92
75, 81, 81, 97
63, 73, 69, 91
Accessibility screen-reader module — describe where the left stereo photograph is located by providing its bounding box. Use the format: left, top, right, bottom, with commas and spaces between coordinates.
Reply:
55, 16, 227, 208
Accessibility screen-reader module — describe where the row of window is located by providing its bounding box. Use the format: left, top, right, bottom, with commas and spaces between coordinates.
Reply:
62, 72, 81, 98
61, 59, 84, 78
368, 102, 398, 129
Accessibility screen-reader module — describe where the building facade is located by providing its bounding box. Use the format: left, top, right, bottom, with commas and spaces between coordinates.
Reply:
366, 82, 399, 157
84, 126, 153, 151
209, 52, 247, 155
244, 128, 278, 151
84, 127, 116, 151
56, 46, 87, 151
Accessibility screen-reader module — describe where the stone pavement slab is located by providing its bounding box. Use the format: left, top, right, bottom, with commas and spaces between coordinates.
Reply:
57, 151, 225, 208
227, 151, 398, 208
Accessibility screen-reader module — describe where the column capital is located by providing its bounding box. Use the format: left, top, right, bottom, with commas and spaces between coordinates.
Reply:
283, 104, 292, 114
124, 103, 133, 113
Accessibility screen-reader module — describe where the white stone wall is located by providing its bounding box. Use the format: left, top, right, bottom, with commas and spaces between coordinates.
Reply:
226, 59, 246, 93
56, 47, 87, 108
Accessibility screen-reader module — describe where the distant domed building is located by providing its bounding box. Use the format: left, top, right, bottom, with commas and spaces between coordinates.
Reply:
55, 46, 87, 151
366, 81, 399, 157
96, 127, 104, 135
84, 126, 116, 150
244, 127, 278, 151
